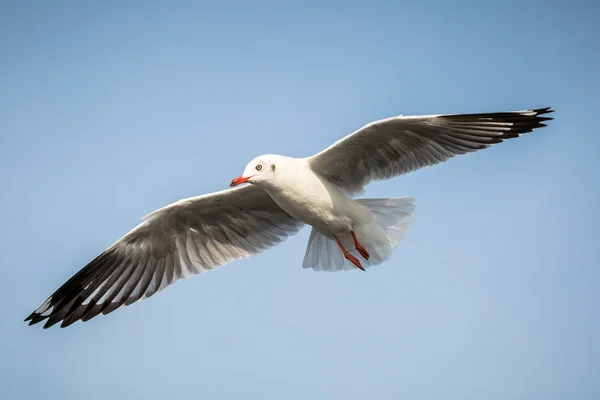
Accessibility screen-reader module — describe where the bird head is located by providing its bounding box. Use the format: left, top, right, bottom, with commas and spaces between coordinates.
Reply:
230, 154, 280, 187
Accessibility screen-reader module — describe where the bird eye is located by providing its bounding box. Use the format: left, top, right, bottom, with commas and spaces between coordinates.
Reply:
255, 164, 263, 171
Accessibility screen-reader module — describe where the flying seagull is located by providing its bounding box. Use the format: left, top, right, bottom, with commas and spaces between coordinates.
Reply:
26, 107, 554, 328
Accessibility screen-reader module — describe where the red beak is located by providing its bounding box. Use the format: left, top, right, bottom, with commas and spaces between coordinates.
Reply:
230, 175, 251, 187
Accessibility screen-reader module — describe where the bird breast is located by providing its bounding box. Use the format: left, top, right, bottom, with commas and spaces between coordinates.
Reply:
263, 164, 358, 235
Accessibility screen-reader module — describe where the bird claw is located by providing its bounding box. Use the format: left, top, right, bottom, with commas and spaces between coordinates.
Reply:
347, 253, 365, 271
356, 245, 370, 260
333, 234, 366, 271
351, 231, 370, 260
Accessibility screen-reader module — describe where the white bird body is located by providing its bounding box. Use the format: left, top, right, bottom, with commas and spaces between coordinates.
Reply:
26, 107, 554, 328
253, 155, 366, 235
247, 155, 397, 270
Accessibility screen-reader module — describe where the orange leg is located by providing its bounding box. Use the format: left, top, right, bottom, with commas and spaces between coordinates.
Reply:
333, 235, 365, 271
351, 231, 370, 260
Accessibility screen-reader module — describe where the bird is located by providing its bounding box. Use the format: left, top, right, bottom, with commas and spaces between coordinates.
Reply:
26, 107, 554, 328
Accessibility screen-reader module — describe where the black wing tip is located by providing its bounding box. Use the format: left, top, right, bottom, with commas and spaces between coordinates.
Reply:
534, 106, 554, 113
517, 107, 555, 129
531, 107, 554, 119
442, 106, 555, 123
25, 311, 50, 327
24, 310, 61, 329
438, 106, 555, 144
44, 319, 61, 329
26, 300, 121, 329
494, 107, 554, 139
25, 247, 124, 329
25, 309, 65, 329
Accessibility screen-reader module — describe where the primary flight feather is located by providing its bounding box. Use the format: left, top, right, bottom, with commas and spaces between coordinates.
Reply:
26, 107, 554, 328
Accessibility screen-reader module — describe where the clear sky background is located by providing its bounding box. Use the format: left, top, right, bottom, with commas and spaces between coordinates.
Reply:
1, 1, 599, 399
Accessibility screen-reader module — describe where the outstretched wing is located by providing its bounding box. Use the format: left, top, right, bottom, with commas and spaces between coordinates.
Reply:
309, 108, 554, 195
26, 185, 303, 328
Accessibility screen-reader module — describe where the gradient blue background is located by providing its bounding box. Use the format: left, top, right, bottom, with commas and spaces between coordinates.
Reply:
1, 1, 598, 399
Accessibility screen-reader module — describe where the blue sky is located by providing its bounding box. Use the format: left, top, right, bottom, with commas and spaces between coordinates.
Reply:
1, 1, 599, 399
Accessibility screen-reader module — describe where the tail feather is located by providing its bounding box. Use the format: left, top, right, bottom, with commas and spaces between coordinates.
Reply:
302, 197, 415, 272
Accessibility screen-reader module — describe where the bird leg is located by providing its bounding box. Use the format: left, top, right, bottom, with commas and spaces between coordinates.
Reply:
351, 231, 370, 260
333, 235, 365, 271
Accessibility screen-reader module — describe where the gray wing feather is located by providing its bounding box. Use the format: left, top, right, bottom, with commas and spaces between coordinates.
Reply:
26, 185, 303, 328
309, 108, 554, 195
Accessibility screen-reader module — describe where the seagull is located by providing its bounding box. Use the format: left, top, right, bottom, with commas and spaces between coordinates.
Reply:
26, 107, 554, 328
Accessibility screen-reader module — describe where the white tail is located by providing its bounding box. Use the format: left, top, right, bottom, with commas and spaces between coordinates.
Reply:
302, 197, 415, 272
